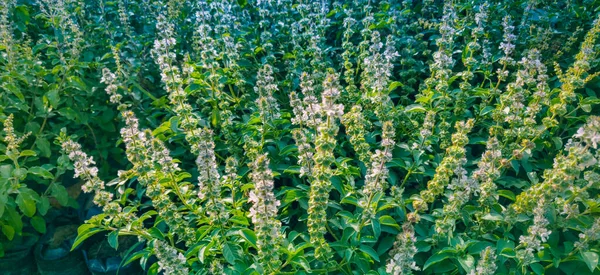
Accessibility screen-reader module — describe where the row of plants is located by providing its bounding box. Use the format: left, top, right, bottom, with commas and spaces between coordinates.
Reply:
1, 0, 600, 274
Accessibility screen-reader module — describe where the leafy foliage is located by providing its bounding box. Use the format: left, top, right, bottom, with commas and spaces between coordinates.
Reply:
2, 0, 600, 274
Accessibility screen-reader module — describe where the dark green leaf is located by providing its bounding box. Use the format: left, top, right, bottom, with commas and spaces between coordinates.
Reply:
531, 263, 544, 275
51, 184, 69, 206
31, 216, 46, 234
223, 243, 242, 265
359, 244, 380, 262
424, 252, 453, 270
36, 138, 51, 158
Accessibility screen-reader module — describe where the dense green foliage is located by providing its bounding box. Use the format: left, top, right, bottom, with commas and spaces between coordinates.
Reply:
1, 0, 600, 274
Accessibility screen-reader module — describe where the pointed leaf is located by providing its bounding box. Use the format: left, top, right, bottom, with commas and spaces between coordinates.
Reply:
30, 216, 46, 234
359, 244, 380, 262
28, 166, 53, 179
581, 251, 599, 272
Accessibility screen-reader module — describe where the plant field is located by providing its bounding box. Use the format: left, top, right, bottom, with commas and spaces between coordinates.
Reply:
1, 0, 600, 274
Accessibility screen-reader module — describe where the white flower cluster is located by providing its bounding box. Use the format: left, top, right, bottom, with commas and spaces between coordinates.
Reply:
474, 137, 503, 204
573, 116, 600, 149
498, 16, 516, 69
2, 114, 29, 153
470, 247, 497, 275
386, 223, 420, 275
248, 153, 282, 271
517, 200, 551, 265
436, 163, 478, 235
575, 217, 600, 251
100, 68, 122, 105
255, 64, 281, 125
196, 128, 227, 223
363, 120, 395, 199
61, 139, 114, 208
361, 31, 399, 96
153, 240, 189, 275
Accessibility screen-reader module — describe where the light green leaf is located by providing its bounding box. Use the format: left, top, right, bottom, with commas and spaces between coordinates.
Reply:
108, 230, 119, 250
404, 104, 426, 113
1, 225, 15, 240
28, 166, 53, 179
16, 192, 36, 217
581, 251, 599, 272
379, 215, 401, 230
240, 229, 257, 248
37, 197, 50, 216
388, 81, 403, 92
19, 150, 37, 157
46, 89, 60, 108
229, 215, 249, 226
498, 190, 515, 201
71, 224, 106, 251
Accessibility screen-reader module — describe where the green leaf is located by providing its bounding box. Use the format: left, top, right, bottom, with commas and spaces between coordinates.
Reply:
37, 197, 50, 216
479, 105, 495, 117
240, 229, 257, 248
358, 244, 380, 262
31, 216, 46, 234
51, 184, 69, 206
108, 230, 119, 250
46, 89, 60, 108
122, 246, 147, 266
0, 193, 6, 218
500, 247, 516, 258
223, 242, 242, 265
581, 251, 599, 272
36, 138, 51, 158
424, 252, 453, 270
16, 192, 36, 217
379, 215, 401, 230
482, 212, 503, 221
581, 104, 592, 112
371, 218, 381, 239
198, 242, 213, 264
5, 207, 23, 232
28, 166, 53, 179
148, 262, 159, 275
388, 81, 403, 92
19, 150, 37, 157
3, 83, 24, 102
404, 104, 426, 113
279, 145, 298, 156
531, 263, 544, 275
229, 215, 249, 226
72, 224, 106, 250
292, 256, 311, 272
1, 225, 15, 240
498, 190, 515, 201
